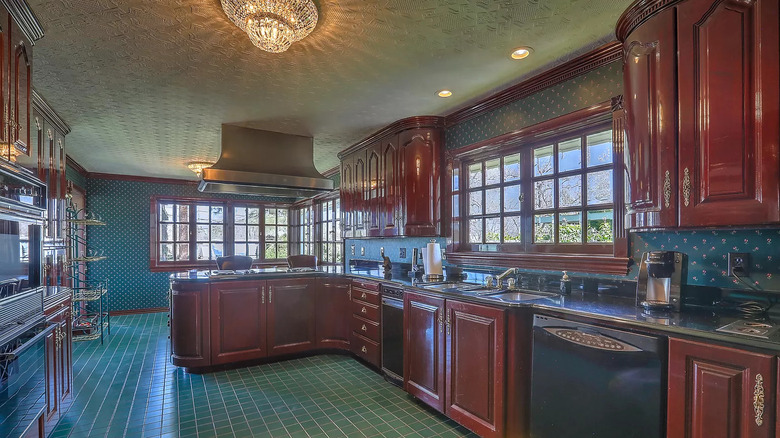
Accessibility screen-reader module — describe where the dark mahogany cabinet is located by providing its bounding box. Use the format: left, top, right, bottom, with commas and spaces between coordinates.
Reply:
404, 291, 506, 438
315, 278, 351, 349
267, 278, 317, 356
338, 117, 445, 238
43, 296, 73, 437
170, 281, 211, 368
210, 280, 267, 365
668, 338, 776, 438
404, 292, 446, 412
622, 6, 678, 229
676, 0, 779, 227
619, 0, 780, 229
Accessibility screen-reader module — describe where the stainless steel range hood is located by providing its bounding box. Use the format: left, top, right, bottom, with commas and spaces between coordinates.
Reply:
198, 125, 334, 198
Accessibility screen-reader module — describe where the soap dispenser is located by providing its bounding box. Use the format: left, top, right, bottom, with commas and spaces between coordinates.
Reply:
560, 271, 572, 295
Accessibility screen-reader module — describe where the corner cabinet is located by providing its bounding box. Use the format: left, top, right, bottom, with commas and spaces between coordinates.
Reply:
618, 0, 780, 229
404, 291, 506, 438
668, 338, 776, 438
338, 117, 445, 238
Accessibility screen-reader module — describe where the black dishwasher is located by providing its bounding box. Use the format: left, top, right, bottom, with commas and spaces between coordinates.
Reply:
530, 315, 665, 438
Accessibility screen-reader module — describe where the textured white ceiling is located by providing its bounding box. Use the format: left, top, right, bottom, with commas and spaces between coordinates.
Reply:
28, 0, 631, 179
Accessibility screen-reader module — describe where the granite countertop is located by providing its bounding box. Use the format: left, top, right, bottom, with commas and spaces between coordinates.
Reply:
170, 265, 780, 350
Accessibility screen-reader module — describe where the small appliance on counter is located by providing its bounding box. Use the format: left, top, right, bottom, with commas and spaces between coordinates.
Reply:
636, 251, 687, 312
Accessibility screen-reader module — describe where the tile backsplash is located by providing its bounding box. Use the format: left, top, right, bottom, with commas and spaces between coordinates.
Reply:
344, 237, 448, 267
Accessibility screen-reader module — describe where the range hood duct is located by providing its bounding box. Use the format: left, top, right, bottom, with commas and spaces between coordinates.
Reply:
198, 125, 334, 198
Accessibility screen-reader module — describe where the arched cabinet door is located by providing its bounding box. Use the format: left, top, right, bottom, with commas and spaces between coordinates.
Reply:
354, 155, 366, 237
340, 159, 354, 238
399, 128, 441, 237
10, 17, 31, 155
367, 146, 381, 236
677, 0, 779, 226
382, 136, 400, 236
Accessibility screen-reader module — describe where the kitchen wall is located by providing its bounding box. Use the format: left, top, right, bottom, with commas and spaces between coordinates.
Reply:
83, 177, 288, 311
344, 237, 447, 268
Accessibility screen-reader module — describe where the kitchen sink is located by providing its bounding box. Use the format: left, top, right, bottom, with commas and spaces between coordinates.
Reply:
482, 290, 559, 303
419, 282, 485, 292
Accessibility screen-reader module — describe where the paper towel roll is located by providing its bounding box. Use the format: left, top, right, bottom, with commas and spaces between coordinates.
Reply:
423, 242, 443, 276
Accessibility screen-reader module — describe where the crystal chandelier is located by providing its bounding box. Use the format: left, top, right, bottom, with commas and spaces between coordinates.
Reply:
221, 0, 318, 53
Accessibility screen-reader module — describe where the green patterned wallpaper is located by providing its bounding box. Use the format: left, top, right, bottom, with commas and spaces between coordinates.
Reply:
445, 61, 623, 150
84, 178, 291, 311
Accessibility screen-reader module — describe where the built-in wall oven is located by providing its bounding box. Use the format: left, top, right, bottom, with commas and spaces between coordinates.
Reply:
381, 286, 404, 385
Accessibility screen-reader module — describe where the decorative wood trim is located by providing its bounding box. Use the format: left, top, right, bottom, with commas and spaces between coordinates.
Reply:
65, 155, 88, 177
336, 116, 445, 159
443, 42, 622, 128
32, 89, 71, 134
615, 0, 683, 42
321, 166, 339, 178
0, 0, 44, 42
112, 307, 168, 316
447, 100, 613, 161
446, 252, 631, 276
611, 96, 628, 258
89, 172, 198, 185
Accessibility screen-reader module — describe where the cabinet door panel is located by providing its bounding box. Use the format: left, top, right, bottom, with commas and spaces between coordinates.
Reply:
44, 329, 57, 420
57, 315, 71, 403
382, 137, 400, 236
445, 300, 505, 438
677, 0, 780, 226
399, 128, 441, 236
404, 292, 446, 412
316, 279, 350, 349
353, 153, 367, 237
668, 338, 775, 438
210, 281, 266, 365
171, 283, 211, 367
267, 278, 316, 356
623, 7, 678, 228
367, 145, 382, 236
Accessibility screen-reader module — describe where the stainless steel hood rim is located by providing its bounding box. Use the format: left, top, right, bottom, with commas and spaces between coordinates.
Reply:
200, 167, 334, 191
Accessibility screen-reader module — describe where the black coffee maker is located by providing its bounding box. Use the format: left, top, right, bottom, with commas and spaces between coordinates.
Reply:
636, 251, 687, 312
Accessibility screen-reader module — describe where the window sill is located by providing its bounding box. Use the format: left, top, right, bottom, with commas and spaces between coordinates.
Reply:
446, 252, 631, 276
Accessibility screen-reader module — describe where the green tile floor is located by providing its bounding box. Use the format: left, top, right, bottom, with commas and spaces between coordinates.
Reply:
51, 313, 477, 437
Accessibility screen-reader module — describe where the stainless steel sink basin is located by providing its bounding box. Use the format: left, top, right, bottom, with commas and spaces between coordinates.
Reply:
482, 290, 559, 303
420, 282, 485, 292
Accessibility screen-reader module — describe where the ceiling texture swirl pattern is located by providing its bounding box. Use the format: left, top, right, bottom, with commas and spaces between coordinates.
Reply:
28, 0, 632, 179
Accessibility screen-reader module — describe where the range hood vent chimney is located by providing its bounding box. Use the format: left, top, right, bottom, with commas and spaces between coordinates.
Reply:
198, 125, 334, 198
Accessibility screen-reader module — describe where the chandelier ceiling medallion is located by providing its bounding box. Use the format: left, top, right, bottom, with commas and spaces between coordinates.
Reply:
220, 0, 318, 53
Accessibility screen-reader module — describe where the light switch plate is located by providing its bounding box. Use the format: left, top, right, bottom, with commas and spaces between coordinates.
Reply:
350, 245, 355, 256
399, 248, 407, 258
360, 247, 365, 256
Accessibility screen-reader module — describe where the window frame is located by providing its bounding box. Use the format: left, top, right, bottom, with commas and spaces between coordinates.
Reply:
290, 191, 344, 266
445, 99, 629, 275
149, 196, 292, 272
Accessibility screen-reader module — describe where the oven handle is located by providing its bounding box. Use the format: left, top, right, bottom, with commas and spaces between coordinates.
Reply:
0, 324, 55, 360
382, 297, 404, 310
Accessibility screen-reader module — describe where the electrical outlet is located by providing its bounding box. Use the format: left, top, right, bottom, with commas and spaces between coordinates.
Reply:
399, 248, 407, 258
728, 252, 750, 276
360, 247, 365, 256
350, 245, 355, 256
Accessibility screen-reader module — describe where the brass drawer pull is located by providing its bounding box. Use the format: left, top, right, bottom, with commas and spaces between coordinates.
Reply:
438, 314, 443, 334
269, 286, 273, 303
261, 287, 265, 304
682, 167, 691, 207
360, 292, 366, 299
754, 373, 765, 426
663, 170, 671, 208
361, 324, 367, 332
361, 345, 367, 353
361, 306, 367, 314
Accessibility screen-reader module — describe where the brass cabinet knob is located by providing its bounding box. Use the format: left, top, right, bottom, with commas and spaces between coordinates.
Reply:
361, 306, 367, 314
361, 324, 367, 332
361, 346, 367, 353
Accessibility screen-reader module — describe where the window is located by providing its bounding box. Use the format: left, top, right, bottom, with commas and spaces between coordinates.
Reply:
151, 197, 290, 271
458, 124, 616, 255
297, 205, 314, 255
318, 198, 342, 264
264, 208, 289, 260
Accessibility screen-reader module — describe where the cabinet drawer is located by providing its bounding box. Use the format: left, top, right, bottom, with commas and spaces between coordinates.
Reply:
351, 315, 380, 342
351, 287, 380, 306
352, 279, 380, 291
351, 300, 379, 323
351, 332, 380, 367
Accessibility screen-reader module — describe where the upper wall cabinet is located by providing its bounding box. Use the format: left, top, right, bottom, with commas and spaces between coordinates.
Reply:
338, 117, 445, 238
618, 0, 780, 229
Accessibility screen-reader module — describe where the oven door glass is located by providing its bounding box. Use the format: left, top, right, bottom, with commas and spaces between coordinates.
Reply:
0, 218, 42, 297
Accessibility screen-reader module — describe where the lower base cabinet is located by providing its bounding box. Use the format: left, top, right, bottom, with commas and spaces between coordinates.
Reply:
43, 300, 72, 437
316, 279, 351, 349
668, 338, 776, 438
267, 278, 317, 356
210, 280, 267, 365
404, 291, 506, 438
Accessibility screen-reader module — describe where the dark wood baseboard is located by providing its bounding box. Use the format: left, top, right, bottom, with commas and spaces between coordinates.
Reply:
112, 307, 168, 316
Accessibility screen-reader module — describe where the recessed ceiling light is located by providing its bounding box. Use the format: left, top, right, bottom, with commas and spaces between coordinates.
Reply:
437, 90, 453, 98
510, 47, 533, 60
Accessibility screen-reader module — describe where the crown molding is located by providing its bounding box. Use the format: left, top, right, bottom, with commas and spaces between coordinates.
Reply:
336, 116, 446, 159
321, 165, 339, 178
1, 0, 43, 42
65, 154, 88, 177
32, 89, 71, 134
615, 0, 682, 42
443, 41, 622, 128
